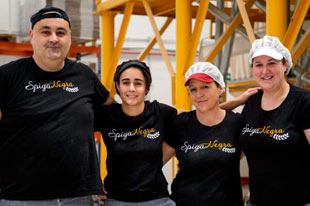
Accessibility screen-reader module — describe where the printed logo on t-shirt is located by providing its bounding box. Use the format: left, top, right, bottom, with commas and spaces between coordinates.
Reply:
25, 80, 79, 93
180, 140, 236, 153
242, 124, 289, 141
108, 126, 160, 141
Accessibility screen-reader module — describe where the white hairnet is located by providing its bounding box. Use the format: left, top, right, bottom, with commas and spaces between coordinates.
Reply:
185, 62, 225, 91
249, 35, 293, 73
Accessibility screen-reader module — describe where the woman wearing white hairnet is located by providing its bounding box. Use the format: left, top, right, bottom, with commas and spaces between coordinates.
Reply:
163, 62, 244, 206
223, 35, 310, 206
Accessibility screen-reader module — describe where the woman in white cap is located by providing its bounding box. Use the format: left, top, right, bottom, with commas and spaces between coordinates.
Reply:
163, 62, 244, 206
223, 35, 310, 206
95, 59, 177, 206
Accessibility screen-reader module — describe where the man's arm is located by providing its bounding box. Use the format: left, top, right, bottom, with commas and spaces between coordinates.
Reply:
0, 109, 2, 121
220, 87, 261, 110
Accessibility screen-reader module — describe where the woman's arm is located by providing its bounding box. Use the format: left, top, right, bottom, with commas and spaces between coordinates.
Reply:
303, 129, 310, 144
220, 87, 261, 110
162, 141, 176, 165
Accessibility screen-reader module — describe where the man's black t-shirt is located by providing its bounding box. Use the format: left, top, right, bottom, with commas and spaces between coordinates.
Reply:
240, 84, 310, 206
95, 101, 177, 202
166, 110, 244, 206
0, 57, 109, 200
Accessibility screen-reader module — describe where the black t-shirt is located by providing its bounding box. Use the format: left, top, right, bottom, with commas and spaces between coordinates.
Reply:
166, 110, 244, 206
95, 101, 177, 202
0, 57, 109, 200
240, 84, 310, 206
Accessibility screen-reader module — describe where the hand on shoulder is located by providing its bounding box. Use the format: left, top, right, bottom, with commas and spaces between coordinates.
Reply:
237, 87, 261, 104
220, 87, 261, 110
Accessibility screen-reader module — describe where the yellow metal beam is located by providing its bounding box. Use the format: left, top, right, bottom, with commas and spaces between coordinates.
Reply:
171, 156, 176, 179
100, 11, 115, 180
184, 0, 210, 73
97, 0, 131, 13
153, 2, 176, 16
138, 17, 173, 61
170, 77, 176, 184
227, 80, 257, 88
152, 0, 198, 16
101, 12, 115, 90
107, 2, 135, 95
236, 0, 255, 44
176, 0, 192, 110
171, 75, 176, 105
99, 142, 108, 180
283, 0, 310, 50
291, 27, 310, 66
209, 20, 213, 38
229, 87, 250, 93
205, 0, 256, 62
142, 0, 175, 77
266, 0, 287, 40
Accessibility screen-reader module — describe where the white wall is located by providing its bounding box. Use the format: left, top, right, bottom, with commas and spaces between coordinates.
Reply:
0, 0, 20, 34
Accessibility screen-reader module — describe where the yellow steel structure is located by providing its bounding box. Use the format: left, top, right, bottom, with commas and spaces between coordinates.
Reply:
98, 11, 114, 179
109, 2, 135, 96
176, 0, 192, 110
236, 0, 255, 44
205, 0, 256, 62
282, 0, 310, 50
100, 11, 114, 90
183, 0, 210, 91
137, 17, 173, 61
96, 0, 310, 179
142, 0, 175, 77
291, 27, 310, 66
266, 0, 287, 39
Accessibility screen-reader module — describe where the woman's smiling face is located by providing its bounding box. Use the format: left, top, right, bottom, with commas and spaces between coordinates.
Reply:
188, 79, 222, 113
252, 55, 288, 91
117, 67, 146, 107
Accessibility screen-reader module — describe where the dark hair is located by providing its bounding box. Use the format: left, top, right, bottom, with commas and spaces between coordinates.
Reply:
281, 57, 286, 65
114, 59, 152, 95
31, 7, 71, 29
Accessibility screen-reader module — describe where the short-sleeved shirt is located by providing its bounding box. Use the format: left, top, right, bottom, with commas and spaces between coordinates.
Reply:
95, 101, 177, 202
166, 110, 244, 206
0, 57, 109, 200
240, 84, 310, 206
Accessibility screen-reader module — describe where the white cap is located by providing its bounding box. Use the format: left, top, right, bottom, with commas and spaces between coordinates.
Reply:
185, 62, 225, 91
249, 35, 292, 73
